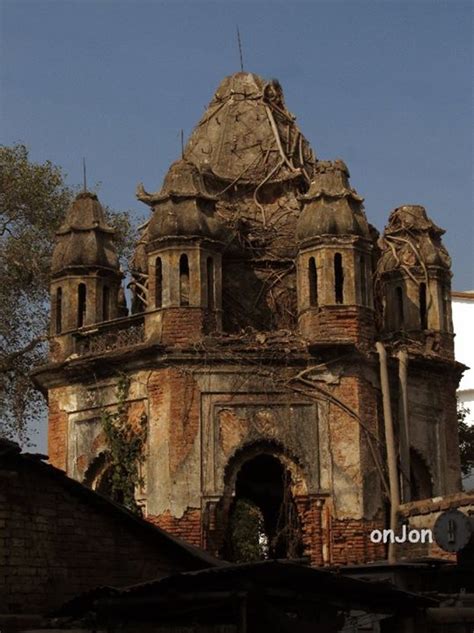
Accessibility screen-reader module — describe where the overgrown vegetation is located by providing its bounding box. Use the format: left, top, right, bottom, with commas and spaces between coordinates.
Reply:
228, 498, 267, 563
458, 402, 474, 477
0, 144, 136, 444
99, 374, 148, 514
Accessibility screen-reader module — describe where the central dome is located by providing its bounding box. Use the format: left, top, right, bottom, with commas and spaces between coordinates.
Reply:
183, 72, 316, 185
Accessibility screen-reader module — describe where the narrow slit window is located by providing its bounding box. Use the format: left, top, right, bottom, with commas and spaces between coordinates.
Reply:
207, 256, 215, 310
396, 286, 404, 328
77, 283, 87, 328
334, 253, 344, 304
360, 256, 367, 305
442, 285, 452, 332
102, 286, 110, 322
55, 287, 62, 334
155, 257, 162, 308
308, 257, 318, 307
179, 254, 190, 306
419, 282, 427, 329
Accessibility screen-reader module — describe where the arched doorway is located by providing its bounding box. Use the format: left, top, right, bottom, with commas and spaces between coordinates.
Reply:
224, 452, 303, 562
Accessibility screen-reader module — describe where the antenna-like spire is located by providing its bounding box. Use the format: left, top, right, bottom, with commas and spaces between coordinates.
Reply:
236, 25, 244, 72
82, 157, 87, 192
180, 129, 184, 159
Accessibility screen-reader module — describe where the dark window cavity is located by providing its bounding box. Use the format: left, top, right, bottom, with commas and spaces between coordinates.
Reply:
308, 257, 318, 307
77, 283, 87, 328
419, 282, 427, 329
55, 287, 62, 334
334, 253, 344, 304
155, 257, 163, 308
179, 254, 190, 307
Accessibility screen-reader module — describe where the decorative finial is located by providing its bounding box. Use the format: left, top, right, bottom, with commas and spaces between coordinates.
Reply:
82, 157, 87, 192
180, 129, 184, 159
236, 25, 244, 72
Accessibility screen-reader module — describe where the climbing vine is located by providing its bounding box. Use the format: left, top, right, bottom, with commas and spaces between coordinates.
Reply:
100, 374, 147, 515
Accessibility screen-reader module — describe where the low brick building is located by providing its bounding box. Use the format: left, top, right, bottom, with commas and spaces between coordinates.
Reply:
0, 439, 220, 619
33, 71, 464, 566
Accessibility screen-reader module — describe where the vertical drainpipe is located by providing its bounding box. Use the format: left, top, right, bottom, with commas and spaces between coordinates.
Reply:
376, 341, 400, 564
397, 349, 411, 503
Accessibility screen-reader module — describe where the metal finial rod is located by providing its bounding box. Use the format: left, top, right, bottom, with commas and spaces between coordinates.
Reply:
180, 129, 184, 159
237, 26, 244, 72
82, 157, 87, 192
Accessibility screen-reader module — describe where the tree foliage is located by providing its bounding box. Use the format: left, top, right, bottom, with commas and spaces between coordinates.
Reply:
228, 498, 267, 562
0, 144, 135, 444
458, 403, 474, 476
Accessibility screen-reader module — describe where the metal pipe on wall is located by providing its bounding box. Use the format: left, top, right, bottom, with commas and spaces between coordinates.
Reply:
397, 349, 411, 503
376, 341, 401, 564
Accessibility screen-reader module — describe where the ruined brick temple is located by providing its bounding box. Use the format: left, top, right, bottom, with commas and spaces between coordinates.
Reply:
35, 72, 463, 565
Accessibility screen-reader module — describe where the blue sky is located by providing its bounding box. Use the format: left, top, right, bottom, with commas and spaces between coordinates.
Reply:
1, 0, 472, 451
2, 0, 472, 289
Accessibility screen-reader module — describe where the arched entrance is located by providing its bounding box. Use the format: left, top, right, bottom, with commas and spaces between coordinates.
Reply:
223, 450, 303, 562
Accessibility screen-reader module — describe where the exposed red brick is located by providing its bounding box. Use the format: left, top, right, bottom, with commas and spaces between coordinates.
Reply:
147, 509, 202, 548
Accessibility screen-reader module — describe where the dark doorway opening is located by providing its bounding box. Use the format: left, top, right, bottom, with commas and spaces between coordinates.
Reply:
225, 454, 303, 562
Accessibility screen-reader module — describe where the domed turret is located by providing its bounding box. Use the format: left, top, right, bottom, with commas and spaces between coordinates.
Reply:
295, 160, 375, 346
140, 160, 220, 244
296, 160, 369, 240
377, 205, 453, 348
49, 192, 125, 359
51, 192, 119, 274
135, 160, 224, 344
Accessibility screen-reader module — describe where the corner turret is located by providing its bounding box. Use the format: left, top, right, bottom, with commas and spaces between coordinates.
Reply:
296, 160, 375, 346
50, 191, 124, 359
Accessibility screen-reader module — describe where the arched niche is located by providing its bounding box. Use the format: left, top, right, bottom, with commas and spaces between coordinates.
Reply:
83, 452, 124, 503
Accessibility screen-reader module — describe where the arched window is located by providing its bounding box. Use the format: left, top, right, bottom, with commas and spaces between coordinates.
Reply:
419, 282, 427, 329
155, 257, 162, 308
334, 253, 344, 304
396, 286, 404, 328
207, 256, 215, 310
77, 283, 87, 328
442, 285, 452, 332
55, 287, 62, 334
179, 254, 190, 306
308, 257, 318, 307
102, 286, 110, 322
360, 256, 367, 305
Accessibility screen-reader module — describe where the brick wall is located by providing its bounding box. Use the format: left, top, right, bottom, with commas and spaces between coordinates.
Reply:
147, 509, 202, 548
295, 495, 324, 565
160, 307, 215, 346
0, 454, 212, 616
47, 389, 68, 471
299, 305, 374, 347
329, 517, 386, 564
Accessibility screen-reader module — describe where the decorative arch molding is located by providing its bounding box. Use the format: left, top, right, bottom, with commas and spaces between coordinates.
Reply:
223, 439, 309, 499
